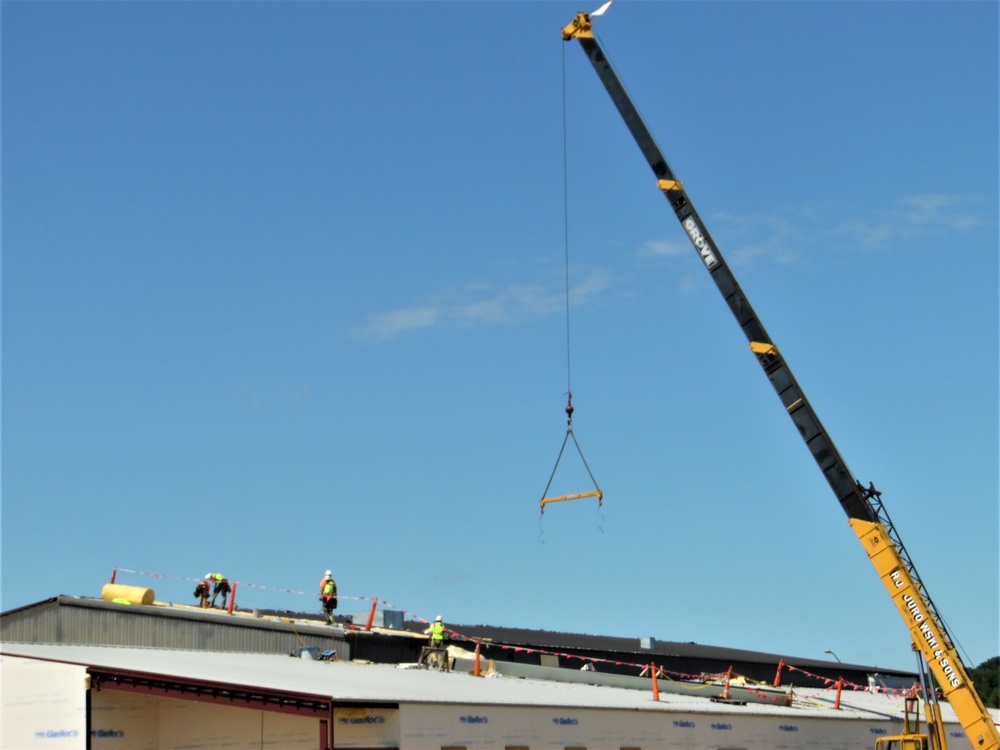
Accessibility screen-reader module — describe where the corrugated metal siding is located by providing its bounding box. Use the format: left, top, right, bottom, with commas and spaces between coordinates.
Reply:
0, 600, 62, 643
0, 598, 350, 661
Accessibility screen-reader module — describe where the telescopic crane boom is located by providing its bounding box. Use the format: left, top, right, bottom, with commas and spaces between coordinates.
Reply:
562, 10, 998, 750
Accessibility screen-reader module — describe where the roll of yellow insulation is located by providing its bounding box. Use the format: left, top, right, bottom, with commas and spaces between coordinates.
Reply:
101, 583, 154, 605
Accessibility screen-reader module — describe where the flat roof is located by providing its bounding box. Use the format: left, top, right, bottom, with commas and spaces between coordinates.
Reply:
3, 595, 907, 676
0, 641, 956, 724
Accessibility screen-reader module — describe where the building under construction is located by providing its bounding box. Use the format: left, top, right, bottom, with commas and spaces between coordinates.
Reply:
6, 588, 987, 750
1, 591, 913, 689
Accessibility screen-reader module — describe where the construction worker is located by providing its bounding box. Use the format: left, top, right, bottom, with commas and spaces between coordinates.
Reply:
319, 570, 337, 623
206, 573, 230, 608
193, 577, 211, 608
421, 615, 448, 669
427, 616, 447, 649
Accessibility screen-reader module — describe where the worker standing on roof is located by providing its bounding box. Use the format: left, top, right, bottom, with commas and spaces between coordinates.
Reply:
206, 573, 230, 608
319, 570, 338, 623
426, 615, 447, 648
421, 615, 449, 670
193, 577, 211, 608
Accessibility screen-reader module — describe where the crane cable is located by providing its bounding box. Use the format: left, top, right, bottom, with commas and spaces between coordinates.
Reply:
538, 44, 603, 519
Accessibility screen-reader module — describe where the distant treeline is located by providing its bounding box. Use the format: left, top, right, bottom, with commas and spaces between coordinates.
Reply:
970, 657, 999, 708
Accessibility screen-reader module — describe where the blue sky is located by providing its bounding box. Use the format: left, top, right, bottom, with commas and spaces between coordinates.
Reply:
3, 1, 997, 675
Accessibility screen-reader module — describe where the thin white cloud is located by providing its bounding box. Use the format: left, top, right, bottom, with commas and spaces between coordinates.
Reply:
356, 194, 990, 340
569, 268, 614, 305
636, 238, 688, 261
456, 298, 508, 324
829, 193, 989, 247
359, 306, 441, 339
644, 193, 990, 267
355, 268, 615, 341
501, 282, 563, 317
896, 193, 988, 231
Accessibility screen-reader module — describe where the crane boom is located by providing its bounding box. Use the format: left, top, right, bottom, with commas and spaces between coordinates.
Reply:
562, 11, 998, 750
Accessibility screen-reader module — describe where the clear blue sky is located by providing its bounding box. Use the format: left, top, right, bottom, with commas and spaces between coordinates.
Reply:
3, 1, 997, 674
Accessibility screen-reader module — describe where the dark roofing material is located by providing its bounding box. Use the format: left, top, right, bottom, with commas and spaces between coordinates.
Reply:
407, 621, 896, 674
1, 596, 914, 689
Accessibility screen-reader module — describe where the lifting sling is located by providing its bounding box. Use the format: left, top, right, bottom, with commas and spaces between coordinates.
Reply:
539, 394, 603, 515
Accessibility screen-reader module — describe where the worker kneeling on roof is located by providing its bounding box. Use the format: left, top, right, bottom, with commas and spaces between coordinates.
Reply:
193, 578, 211, 608
206, 573, 230, 608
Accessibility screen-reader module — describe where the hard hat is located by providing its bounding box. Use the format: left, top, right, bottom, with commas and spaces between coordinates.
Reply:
205, 574, 212, 580
435, 615, 442, 622
325, 570, 332, 576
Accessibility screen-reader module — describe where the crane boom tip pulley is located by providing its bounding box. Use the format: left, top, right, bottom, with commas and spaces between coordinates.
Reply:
562, 1, 611, 40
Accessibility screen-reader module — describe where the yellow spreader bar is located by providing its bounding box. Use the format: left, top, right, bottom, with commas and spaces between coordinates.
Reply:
540, 490, 603, 514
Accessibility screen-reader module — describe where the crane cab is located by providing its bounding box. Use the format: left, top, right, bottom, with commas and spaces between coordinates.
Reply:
876, 735, 929, 750
875, 693, 945, 750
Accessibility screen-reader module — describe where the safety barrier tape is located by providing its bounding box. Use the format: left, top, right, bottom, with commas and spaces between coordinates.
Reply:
784, 663, 918, 698
116, 567, 310, 596
114, 566, 915, 698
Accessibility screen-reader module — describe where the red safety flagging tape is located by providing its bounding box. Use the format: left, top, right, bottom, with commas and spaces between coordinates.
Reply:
116, 566, 914, 697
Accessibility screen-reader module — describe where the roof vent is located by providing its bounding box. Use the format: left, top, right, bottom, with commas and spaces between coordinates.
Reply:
640, 637, 656, 650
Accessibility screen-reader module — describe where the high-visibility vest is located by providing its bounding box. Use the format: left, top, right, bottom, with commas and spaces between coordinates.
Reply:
322, 580, 336, 596
430, 622, 446, 642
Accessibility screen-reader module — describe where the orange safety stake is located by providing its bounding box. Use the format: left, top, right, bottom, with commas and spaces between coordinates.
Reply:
474, 640, 482, 677
834, 677, 844, 709
651, 663, 660, 702
365, 599, 378, 631
722, 666, 733, 700
227, 582, 238, 615
773, 659, 784, 687
110, 568, 117, 584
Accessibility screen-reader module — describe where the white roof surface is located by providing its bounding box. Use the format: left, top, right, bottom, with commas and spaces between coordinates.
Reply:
0, 641, 974, 725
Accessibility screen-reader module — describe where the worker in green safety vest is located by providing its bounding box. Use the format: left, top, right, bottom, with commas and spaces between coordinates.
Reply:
420, 615, 449, 670
427, 615, 447, 648
319, 570, 338, 623
206, 573, 230, 608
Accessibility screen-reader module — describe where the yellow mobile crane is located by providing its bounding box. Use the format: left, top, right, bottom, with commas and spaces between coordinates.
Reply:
562, 9, 998, 750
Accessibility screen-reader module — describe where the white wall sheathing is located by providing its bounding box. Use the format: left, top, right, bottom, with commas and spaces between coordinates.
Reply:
0, 655, 87, 750
160, 701, 316, 749
90, 691, 158, 749
90, 690, 317, 749
398, 703, 951, 750
333, 707, 400, 748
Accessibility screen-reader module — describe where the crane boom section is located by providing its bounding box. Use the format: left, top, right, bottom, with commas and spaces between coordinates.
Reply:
852, 518, 997, 748
563, 12, 998, 750
561, 15, 874, 523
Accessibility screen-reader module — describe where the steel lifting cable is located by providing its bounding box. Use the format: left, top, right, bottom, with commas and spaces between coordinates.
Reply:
539, 45, 602, 518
